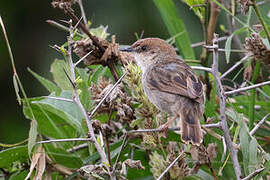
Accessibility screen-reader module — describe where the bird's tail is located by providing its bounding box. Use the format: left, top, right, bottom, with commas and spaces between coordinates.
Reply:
180, 107, 203, 146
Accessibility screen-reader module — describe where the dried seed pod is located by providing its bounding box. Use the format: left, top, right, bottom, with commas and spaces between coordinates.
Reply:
238, 0, 253, 14
51, 0, 77, 10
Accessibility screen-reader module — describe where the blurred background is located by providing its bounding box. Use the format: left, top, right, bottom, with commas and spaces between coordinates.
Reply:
0, 0, 247, 143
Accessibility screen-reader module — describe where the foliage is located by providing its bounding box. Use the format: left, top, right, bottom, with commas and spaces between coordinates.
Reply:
1, 0, 270, 179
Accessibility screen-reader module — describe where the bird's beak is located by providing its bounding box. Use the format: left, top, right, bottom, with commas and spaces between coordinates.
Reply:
119, 46, 133, 52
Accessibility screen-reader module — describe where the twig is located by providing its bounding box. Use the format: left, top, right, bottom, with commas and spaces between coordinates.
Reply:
250, 113, 270, 136
191, 36, 228, 48
74, 50, 93, 67
112, 134, 128, 173
225, 81, 270, 95
241, 167, 265, 180
77, 0, 87, 26
156, 151, 185, 180
203, 122, 221, 128
210, 33, 242, 179
67, 143, 88, 152
46, 20, 83, 37
220, 55, 250, 79
251, 0, 270, 43
127, 123, 220, 134
89, 71, 127, 118
37, 138, 93, 144
191, 66, 212, 73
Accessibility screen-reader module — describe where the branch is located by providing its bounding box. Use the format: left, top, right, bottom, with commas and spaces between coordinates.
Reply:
77, 0, 87, 26
89, 71, 127, 118
156, 151, 185, 180
191, 66, 212, 73
251, 0, 270, 43
250, 113, 270, 136
210, 33, 242, 179
225, 81, 270, 95
37, 138, 93, 144
66, 21, 115, 179
67, 143, 88, 152
241, 167, 265, 180
220, 55, 250, 79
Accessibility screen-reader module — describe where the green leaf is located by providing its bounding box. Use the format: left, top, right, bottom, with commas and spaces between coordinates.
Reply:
88, 65, 109, 85
45, 144, 83, 168
183, 0, 205, 20
28, 120, 38, 156
248, 137, 258, 174
50, 59, 73, 90
153, 0, 195, 59
9, 170, 28, 180
239, 118, 250, 176
90, 25, 110, 40
183, 175, 204, 180
23, 92, 84, 139
0, 146, 28, 168
225, 26, 247, 63
28, 68, 61, 95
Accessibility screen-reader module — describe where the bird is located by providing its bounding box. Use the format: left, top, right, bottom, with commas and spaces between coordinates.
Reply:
121, 38, 205, 146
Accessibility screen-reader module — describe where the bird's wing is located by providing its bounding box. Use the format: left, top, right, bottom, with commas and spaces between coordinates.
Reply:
145, 58, 203, 101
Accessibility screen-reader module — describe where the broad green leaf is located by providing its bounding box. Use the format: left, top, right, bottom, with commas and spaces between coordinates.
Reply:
153, 0, 195, 59
183, 0, 205, 20
248, 137, 258, 174
23, 92, 84, 139
37, 91, 84, 131
45, 144, 83, 168
0, 146, 28, 168
225, 26, 247, 63
50, 59, 73, 90
28, 68, 61, 95
27, 120, 38, 156
239, 119, 250, 176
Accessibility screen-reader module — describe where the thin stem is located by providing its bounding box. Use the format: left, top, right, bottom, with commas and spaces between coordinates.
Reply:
156, 152, 185, 180
220, 55, 250, 79
112, 134, 128, 173
250, 113, 270, 136
77, 0, 87, 26
46, 20, 83, 37
74, 50, 93, 67
37, 138, 93, 144
89, 72, 127, 118
241, 167, 265, 180
225, 81, 270, 95
191, 66, 212, 73
248, 61, 261, 130
251, 0, 270, 43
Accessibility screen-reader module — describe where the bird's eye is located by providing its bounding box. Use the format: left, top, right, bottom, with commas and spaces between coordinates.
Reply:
141, 45, 147, 51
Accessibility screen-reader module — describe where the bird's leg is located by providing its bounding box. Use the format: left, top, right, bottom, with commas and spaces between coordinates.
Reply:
157, 116, 178, 131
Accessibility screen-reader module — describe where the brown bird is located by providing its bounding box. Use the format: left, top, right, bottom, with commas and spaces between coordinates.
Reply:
122, 38, 205, 145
